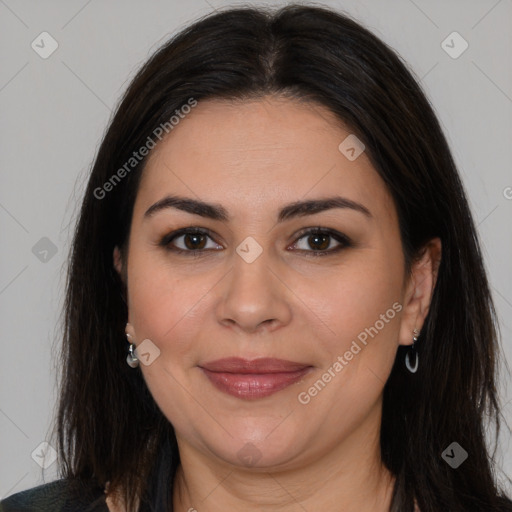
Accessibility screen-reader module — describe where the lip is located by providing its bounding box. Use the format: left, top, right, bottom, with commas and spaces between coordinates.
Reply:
199, 357, 313, 399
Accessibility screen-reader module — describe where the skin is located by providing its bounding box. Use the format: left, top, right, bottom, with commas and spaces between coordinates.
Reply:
111, 96, 441, 512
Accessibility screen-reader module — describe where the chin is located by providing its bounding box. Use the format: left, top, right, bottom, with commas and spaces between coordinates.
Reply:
200, 423, 312, 470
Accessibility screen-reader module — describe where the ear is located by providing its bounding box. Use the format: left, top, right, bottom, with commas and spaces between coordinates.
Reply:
113, 246, 124, 282
398, 237, 442, 346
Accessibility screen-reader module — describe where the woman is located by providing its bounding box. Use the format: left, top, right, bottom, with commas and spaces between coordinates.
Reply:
1, 4, 510, 512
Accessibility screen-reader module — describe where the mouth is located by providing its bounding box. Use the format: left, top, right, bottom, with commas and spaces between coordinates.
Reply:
198, 357, 313, 400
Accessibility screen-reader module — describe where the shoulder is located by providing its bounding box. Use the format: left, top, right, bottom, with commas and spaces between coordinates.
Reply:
0, 478, 108, 512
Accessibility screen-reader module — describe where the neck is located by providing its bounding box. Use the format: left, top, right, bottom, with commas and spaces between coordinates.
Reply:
172, 405, 395, 512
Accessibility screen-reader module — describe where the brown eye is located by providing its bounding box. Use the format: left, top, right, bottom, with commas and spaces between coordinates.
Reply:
182, 233, 208, 250
160, 228, 223, 253
307, 233, 331, 251
291, 228, 351, 256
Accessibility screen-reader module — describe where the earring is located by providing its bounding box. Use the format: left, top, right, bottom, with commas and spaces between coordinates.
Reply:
405, 328, 420, 373
125, 323, 139, 368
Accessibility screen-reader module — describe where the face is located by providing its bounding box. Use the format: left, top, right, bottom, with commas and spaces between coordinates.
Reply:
116, 96, 423, 471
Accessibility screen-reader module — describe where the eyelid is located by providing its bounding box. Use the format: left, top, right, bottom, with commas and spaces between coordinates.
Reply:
288, 226, 352, 255
159, 226, 352, 255
159, 227, 222, 252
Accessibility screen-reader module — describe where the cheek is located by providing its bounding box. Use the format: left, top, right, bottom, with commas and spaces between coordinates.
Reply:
329, 247, 402, 312
126, 250, 215, 359
307, 245, 404, 371
294, 260, 403, 422
126, 256, 208, 415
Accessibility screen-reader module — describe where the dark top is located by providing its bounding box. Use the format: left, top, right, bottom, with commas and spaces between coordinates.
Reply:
2, 434, 179, 512
0, 479, 109, 512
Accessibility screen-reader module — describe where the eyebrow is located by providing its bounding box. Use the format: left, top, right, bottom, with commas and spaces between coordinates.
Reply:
143, 194, 372, 222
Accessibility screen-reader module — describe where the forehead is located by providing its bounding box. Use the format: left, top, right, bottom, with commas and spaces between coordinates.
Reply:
135, 96, 396, 224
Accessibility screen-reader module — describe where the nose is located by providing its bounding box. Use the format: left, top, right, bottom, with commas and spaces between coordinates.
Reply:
215, 249, 292, 334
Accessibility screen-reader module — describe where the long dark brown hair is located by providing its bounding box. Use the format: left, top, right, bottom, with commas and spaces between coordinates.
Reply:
48, 4, 512, 511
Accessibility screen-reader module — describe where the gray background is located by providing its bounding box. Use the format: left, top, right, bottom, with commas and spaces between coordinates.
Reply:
1, 0, 511, 499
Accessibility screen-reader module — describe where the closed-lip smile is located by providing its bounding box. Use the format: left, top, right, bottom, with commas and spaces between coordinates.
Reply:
199, 357, 313, 399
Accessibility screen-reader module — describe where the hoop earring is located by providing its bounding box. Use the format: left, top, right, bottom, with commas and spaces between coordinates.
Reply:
125, 330, 139, 368
405, 328, 420, 373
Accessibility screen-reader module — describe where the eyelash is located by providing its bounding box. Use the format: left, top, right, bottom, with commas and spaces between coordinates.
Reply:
158, 227, 352, 257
